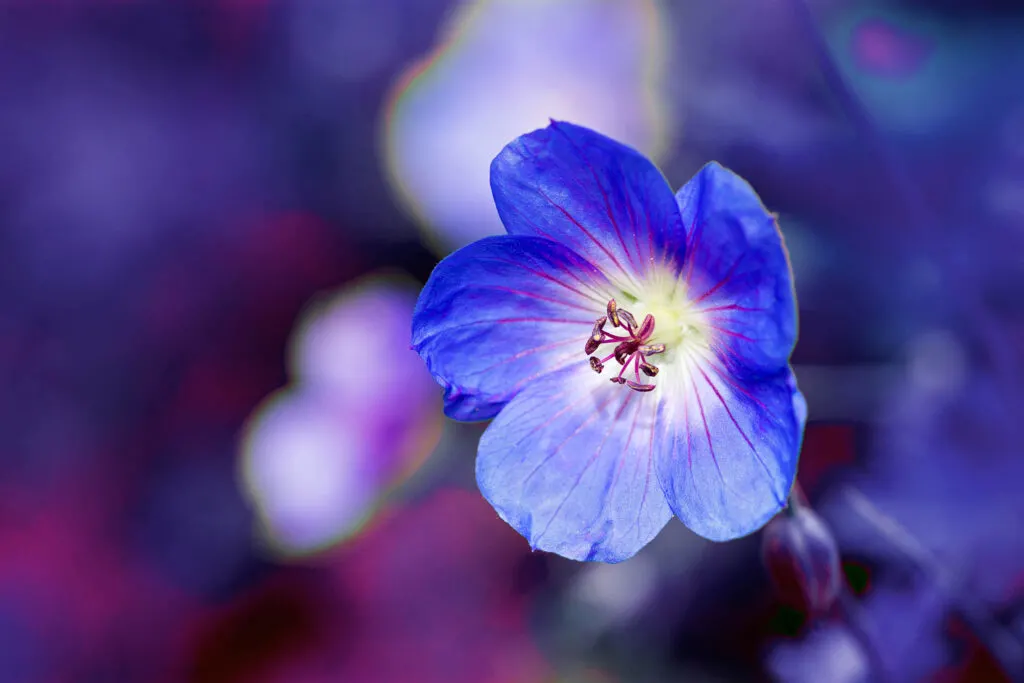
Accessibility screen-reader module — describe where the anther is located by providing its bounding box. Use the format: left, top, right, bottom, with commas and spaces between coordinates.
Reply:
584, 317, 607, 355
636, 314, 655, 340
640, 361, 659, 377
589, 357, 604, 373
606, 299, 620, 327
626, 380, 656, 392
639, 343, 665, 356
618, 309, 637, 331
609, 376, 626, 385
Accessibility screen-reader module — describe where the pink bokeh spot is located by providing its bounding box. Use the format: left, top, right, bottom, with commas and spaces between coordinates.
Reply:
851, 18, 932, 79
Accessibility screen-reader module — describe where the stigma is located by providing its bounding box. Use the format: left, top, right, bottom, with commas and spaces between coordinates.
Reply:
584, 299, 665, 393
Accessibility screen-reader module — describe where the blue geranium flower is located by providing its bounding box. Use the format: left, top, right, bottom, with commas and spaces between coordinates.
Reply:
412, 121, 806, 562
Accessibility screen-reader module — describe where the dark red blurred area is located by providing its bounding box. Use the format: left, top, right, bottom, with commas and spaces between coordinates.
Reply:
185, 490, 547, 683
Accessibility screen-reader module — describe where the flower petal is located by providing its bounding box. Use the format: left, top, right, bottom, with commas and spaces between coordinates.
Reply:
412, 234, 612, 421
655, 358, 805, 541
676, 162, 798, 378
490, 120, 686, 288
476, 366, 672, 563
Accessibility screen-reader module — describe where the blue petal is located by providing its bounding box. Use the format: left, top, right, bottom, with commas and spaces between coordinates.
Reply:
675, 162, 798, 378
655, 359, 805, 541
490, 120, 687, 288
412, 234, 613, 421
477, 366, 672, 562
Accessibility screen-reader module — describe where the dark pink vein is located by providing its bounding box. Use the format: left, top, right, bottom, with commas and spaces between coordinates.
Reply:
547, 257, 612, 300
688, 373, 725, 486
646, 186, 657, 278
534, 392, 626, 546
468, 337, 580, 377
626, 185, 645, 278
682, 370, 706, 514
697, 303, 767, 314
521, 393, 616, 490
504, 198, 562, 245
707, 325, 759, 343
605, 393, 638, 506
494, 388, 592, 471
415, 317, 588, 345
475, 285, 594, 312
552, 125, 640, 275
634, 394, 657, 535
684, 216, 705, 286
705, 313, 763, 329
486, 256, 605, 306
506, 353, 584, 395
712, 341, 747, 369
688, 367, 755, 508
703, 358, 771, 412
536, 187, 637, 287
415, 318, 591, 347
464, 317, 591, 326
696, 366, 779, 503
691, 258, 743, 305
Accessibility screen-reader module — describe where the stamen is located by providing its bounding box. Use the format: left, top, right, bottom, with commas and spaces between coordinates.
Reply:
584, 316, 607, 355
584, 299, 665, 393
618, 309, 637, 331
606, 299, 620, 327
636, 314, 655, 340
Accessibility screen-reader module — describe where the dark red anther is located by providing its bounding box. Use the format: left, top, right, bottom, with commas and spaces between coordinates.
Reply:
606, 299, 620, 327
584, 317, 607, 355
609, 376, 626, 385
639, 343, 665, 356
625, 380, 656, 392
636, 314, 655, 340
618, 309, 637, 331
589, 357, 604, 373
640, 361, 659, 377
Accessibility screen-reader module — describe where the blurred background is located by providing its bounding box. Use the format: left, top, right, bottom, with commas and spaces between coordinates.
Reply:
1, 0, 1023, 681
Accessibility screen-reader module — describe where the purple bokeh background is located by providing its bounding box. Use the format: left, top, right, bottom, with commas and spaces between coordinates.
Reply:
2, 1, 1023, 681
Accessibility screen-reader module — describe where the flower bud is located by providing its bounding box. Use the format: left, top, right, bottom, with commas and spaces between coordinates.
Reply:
762, 503, 842, 615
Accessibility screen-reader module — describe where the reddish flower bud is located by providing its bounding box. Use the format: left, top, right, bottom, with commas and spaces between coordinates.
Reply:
762, 503, 842, 615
